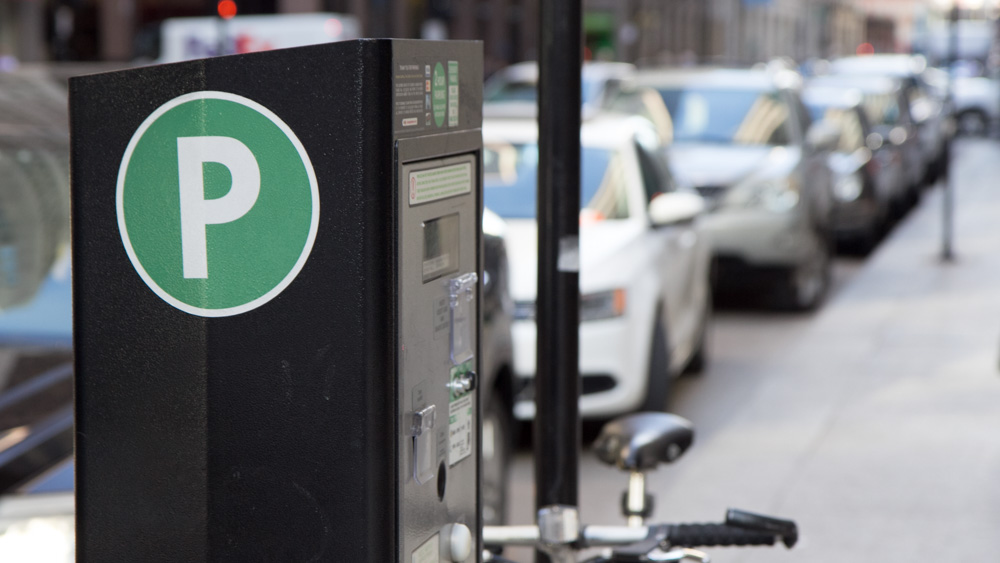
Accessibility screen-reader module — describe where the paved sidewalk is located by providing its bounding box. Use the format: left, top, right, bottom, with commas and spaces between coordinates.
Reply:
659, 138, 1000, 562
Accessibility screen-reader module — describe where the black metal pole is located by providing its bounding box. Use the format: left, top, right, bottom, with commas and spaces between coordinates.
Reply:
534, 0, 581, 561
943, 4, 958, 261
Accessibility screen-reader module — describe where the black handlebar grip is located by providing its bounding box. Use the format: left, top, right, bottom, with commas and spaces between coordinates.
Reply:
726, 508, 799, 548
664, 523, 777, 548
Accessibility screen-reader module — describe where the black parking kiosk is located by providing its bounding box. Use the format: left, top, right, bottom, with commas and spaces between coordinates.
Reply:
70, 39, 483, 562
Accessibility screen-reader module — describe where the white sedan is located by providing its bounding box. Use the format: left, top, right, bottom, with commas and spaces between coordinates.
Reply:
483, 115, 712, 420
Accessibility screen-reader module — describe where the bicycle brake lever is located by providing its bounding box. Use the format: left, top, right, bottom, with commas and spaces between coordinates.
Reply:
725, 509, 798, 548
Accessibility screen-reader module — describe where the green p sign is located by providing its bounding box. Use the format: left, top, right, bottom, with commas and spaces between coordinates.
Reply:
117, 91, 319, 317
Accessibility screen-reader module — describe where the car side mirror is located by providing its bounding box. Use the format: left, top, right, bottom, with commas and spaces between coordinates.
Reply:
805, 119, 841, 152
648, 192, 705, 227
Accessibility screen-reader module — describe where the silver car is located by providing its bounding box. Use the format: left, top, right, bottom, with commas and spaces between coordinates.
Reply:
633, 67, 836, 310
808, 74, 925, 215
802, 85, 907, 252
829, 55, 949, 183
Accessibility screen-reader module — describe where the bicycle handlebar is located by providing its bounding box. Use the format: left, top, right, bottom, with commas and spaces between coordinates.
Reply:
661, 523, 777, 548
483, 508, 798, 562
599, 509, 797, 562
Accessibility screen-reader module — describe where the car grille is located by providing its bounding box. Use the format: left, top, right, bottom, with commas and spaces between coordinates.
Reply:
515, 374, 617, 401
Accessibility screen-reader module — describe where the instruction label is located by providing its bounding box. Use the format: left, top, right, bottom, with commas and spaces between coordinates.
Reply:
449, 394, 473, 467
409, 162, 472, 205
449, 360, 475, 467
393, 57, 461, 134
393, 62, 426, 130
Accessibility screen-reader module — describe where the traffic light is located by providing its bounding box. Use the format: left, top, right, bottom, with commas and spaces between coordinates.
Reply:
217, 0, 237, 20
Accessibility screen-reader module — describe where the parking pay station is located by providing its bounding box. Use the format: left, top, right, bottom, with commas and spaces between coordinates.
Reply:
70, 39, 483, 562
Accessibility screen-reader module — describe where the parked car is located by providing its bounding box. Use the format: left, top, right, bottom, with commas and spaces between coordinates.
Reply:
829, 55, 950, 182
951, 74, 999, 136
808, 73, 925, 214
479, 208, 516, 526
484, 60, 636, 119
802, 85, 905, 251
633, 67, 836, 310
483, 114, 712, 420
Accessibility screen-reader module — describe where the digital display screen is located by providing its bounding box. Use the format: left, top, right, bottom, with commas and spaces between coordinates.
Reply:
422, 213, 460, 283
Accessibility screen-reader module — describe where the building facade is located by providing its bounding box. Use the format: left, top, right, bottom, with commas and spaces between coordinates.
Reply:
0, 0, 926, 69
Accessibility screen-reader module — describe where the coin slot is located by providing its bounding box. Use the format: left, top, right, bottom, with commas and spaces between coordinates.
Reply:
437, 461, 447, 500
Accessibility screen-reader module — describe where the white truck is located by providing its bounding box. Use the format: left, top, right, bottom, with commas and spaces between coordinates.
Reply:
158, 13, 360, 64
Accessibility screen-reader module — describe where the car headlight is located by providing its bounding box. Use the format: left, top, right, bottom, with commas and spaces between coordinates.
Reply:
580, 289, 627, 322
833, 172, 863, 202
724, 177, 799, 213
513, 289, 627, 323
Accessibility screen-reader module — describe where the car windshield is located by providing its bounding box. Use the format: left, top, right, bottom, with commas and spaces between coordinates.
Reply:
859, 93, 901, 127
810, 77, 903, 128
805, 104, 866, 154
484, 77, 604, 106
656, 88, 790, 145
483, 144, 627, 220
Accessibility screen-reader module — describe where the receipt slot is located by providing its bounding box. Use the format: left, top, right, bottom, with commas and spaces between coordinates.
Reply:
70, 40, 483, 562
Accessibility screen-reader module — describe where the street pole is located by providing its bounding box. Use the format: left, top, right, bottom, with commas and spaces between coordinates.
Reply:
535, 0, 581, 560
943, 4, 958, 261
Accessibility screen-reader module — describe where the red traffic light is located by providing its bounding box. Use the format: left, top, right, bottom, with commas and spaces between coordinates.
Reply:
217, 0, 237, 20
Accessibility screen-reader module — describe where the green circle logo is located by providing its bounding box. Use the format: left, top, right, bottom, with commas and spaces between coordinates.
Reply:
117, 91, 319, 317
432, 62, 447, 127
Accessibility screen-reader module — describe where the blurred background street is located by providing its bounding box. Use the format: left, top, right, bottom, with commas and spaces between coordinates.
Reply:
2, 0, 999, 72
4, 0, 1000, 561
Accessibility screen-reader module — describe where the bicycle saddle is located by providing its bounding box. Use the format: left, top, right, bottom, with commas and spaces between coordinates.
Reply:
593, 412, 694, 471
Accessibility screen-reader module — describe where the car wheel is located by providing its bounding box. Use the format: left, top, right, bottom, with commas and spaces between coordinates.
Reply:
641, 318, 671, 411
481, 391, 511, 526
773, 232, 830, 311
842, 220, 879, 256
957, 109, 988, 137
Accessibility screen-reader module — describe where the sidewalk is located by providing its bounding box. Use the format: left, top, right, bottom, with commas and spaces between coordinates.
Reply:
668, 138, 1000, 562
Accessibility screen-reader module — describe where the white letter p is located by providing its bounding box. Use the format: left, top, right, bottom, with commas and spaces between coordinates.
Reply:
177, 136, 260, 279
